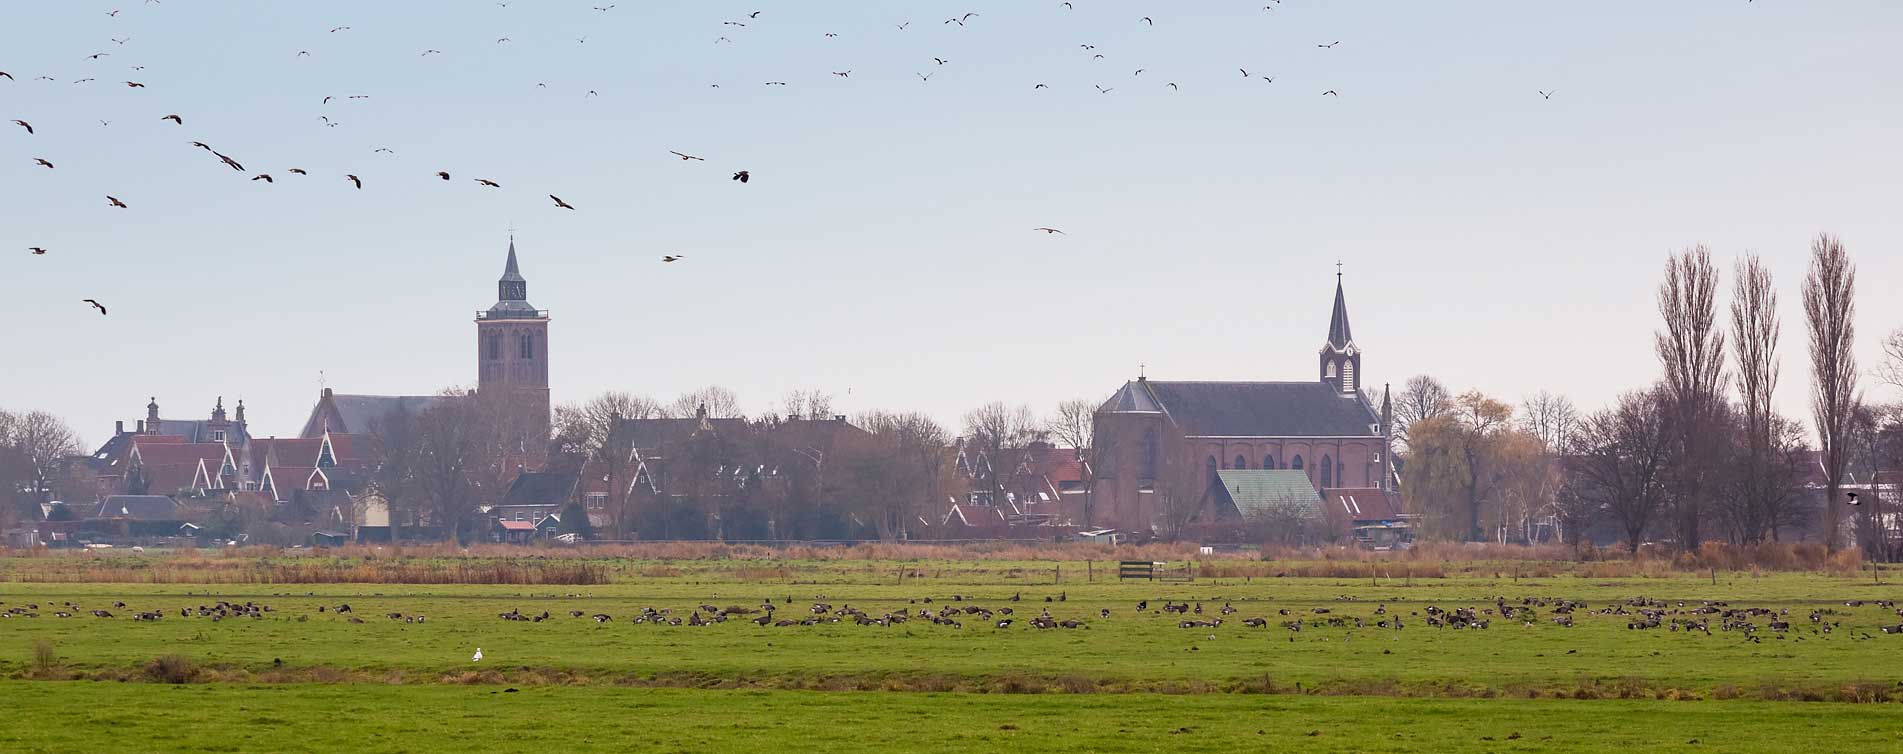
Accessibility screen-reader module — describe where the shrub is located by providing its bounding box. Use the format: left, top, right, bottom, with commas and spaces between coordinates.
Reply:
31, 639, 57, 674
144, 654, 198, 684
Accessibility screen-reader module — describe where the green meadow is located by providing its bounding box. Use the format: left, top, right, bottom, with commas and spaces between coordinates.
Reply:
4, 555, 1902, 752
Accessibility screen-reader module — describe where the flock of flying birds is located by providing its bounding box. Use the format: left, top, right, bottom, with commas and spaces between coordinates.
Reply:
7, 0, 1557, 318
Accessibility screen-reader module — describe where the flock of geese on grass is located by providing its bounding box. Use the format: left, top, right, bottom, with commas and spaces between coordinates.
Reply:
7, 0, 1447, 315
7, 594, 1901, 645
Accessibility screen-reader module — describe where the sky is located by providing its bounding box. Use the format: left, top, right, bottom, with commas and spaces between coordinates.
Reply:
3, 0, 1901, 447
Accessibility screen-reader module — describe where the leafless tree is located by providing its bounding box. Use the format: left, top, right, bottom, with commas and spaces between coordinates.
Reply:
1655, 245, 1726, 550
553, 391, 660, 539
1393, 374, 1453, 450
1046, 398, 1096, 452
1570, 389, 1672, 553
1883, 328, 1903, 391
1804, 233, 1859, 550
961, 402, 1045, 505
668, 385, 744, 419
5, 410, 82, 507
843, 411, 952, 541
1519, 391, 1579, 455
408, 392, 484, 541
780, 389, 836, 421
1723, 253, 1789, 543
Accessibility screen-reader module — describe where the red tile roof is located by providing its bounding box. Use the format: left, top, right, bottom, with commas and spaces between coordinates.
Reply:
254, 438, 324, 468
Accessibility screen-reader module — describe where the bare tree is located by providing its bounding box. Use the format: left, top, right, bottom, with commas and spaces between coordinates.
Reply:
843, 411, 952, 541
7, 411, 82, 507
1519, 391, 1579, 455
668, 386, 744, 420
961, 402, 1045, 506
1656, 245, 1726, 550
780, 389, 836, 422
1046, 399, 1096, 452
1804, 233, 1859, 550
1724, 253, 1787, 543
1883, 328, 1903, 391
409, 393, 484, 541
554, 391, 660, 539
1571, 389, 1672, 553
1393, 375, 1454, 450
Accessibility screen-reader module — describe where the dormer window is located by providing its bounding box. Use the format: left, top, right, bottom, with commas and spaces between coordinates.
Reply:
211, 430, 226, 442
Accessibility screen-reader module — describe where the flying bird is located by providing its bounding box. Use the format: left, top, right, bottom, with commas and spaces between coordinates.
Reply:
1847, 492, 1861, 506
550, 194, 575, 209
88, 53, 110, 60
421, 49, 441, 56
251, 173, 273, 183
1323, 90, 1339, 96
1141, 17, 1153, 25
832, 70, 850, 77
1539, 90, 1555, 100
670, 151, 704, 161
933, 57, 949, 65
29, 247, 48, 255
12, 120, 33, 134
1168, 82, 1179, 90
213, 151, 244, 171
1034, 83, 1048, 89
0, 72, 13, 80
162, 114, 182, 124
287, 168, 308, 175
85, 299, 108, 315
191, 141, 211, 151
1034, 227, 1065, 235
436, 171, 450, 180
345, 174, 362, 189
373, 148, 395, 154
330, 26, 351, 33
1318, 41, 1340, 48
661, 255, 684, 262
731, 170, 750, 184
917, 72, 934, 81
107, 196, 128, 208
475, 178, 501, 187
1095, 85, 1114, 94
33, 158, 54, 168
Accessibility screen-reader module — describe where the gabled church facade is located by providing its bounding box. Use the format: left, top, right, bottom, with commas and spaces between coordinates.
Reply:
1090, 275, 1396, 533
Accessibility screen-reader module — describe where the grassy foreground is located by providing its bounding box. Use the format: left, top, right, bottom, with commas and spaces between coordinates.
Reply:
5, 573, 1902, 696
3, 683, 1900, 754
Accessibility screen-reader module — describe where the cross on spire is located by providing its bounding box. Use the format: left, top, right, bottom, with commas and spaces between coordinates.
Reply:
1336, 260, 1343, 281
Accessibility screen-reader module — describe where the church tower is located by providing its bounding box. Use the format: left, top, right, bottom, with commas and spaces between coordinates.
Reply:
476, 237, 551, 442
1318, 270, 1362, 395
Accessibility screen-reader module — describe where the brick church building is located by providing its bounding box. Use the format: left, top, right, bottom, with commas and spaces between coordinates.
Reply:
1089, 275, 1396, 534
298, 237, 551, 446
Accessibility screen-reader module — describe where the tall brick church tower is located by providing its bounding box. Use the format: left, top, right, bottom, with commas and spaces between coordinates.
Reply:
476, 237, 551, 444
1318, 270, 1362, 395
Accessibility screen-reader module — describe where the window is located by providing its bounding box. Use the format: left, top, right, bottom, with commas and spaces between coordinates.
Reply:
1205, 456, 1218, 487
1263, 455, 1277, 470
1141, 428, 1159, 479
1342, 360, 1356, 392
211, 430, 226, 442
1234, 454, 1247, 471
1325, 360, 1337, 378
1320, 454, 1334, 487
586, 493, 607, 510
487, 333, 501, 360
1291, 455, 1304, 471
519, 333, 534, 359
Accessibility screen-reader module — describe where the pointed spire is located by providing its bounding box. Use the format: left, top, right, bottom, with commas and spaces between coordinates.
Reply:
500, 235, 525, 283
1326, 271, 1353, 349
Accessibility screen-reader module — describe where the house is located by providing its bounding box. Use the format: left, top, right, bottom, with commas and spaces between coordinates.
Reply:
91, 495, 190, 538
487, 471, 578, 538
1323, 488, 1415, 549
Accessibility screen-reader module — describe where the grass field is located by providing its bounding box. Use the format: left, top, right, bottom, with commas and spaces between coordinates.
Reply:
3, 684, 1900, 754
4, 552, 1902, 752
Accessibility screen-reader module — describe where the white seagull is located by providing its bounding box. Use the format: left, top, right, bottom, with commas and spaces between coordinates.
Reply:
472, 648, 484, 662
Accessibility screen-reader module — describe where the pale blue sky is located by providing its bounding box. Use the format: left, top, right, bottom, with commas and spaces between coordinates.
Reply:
4, 1, 1900, 445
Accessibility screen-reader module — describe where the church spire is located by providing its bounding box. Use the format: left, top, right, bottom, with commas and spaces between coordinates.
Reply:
1319, 267, 1362, 395
1326, 267, 1353, 349
487, 235, 538, 317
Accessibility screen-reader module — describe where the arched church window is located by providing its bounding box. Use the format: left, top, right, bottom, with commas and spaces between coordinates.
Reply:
487, 334, 501, 360
1142, 428, 1158, 479
1342, 360, 1356, 392
1291, 455, 1304, 471
1234, 454, 1247, 471
1205, 456, 1219, 487
1325, 361, 1337, 378
519, 333, 535, 359
1320, 454, 1334, 487
1263, 455, 1277, 470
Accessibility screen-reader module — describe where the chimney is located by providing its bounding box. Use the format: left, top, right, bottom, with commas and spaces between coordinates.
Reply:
116, 421, 125, 436
322, 387, 334, 399
834, 415, 847, 423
